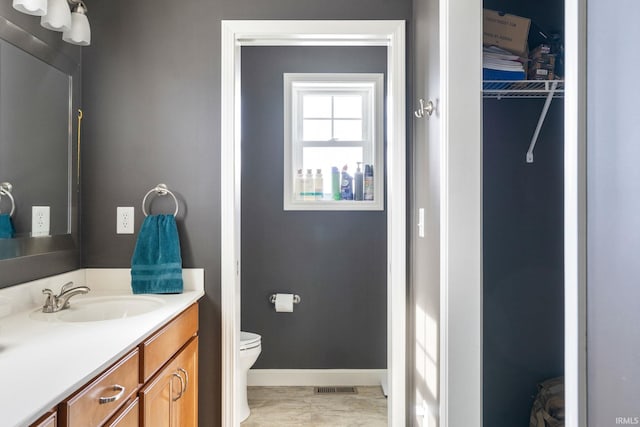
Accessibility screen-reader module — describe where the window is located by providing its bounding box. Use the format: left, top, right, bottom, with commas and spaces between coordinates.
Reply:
284, 73, 384, 210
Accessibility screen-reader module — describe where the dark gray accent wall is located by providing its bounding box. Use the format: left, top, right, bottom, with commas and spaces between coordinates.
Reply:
483, 99, 564, 427
81, 1, 411, 425
587, 0, 640, 424
240, 46, 387, 369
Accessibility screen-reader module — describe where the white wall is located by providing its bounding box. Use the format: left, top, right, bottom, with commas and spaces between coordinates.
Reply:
587, 0, 640, 423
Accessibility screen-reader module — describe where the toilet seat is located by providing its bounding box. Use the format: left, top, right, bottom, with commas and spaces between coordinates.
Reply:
240, 331, 261, 351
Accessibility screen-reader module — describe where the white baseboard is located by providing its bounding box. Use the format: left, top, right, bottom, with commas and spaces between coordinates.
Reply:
247, 369, 387, 387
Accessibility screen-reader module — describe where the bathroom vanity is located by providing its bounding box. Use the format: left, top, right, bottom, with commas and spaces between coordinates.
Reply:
0, 269, 204, 427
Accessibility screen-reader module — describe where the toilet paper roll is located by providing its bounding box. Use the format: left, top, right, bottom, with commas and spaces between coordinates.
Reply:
274, 293, 294, 312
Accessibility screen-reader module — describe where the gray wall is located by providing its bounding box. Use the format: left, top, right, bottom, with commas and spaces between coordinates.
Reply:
483, 99, 564, 427
240, 46, 387, 369
81, 1, 411, 425
587, 0, 640, 424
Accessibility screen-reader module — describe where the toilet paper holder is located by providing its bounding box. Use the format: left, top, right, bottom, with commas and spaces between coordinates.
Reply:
269, 294, 301, 304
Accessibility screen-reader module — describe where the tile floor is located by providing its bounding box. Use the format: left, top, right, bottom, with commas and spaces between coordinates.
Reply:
240, 386, 387, 426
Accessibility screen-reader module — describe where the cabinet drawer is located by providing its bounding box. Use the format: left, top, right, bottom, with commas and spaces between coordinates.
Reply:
31, 410, 57, 427
141, 303, 198, 382
104, 397, 139, 427
60, 349, 139, 427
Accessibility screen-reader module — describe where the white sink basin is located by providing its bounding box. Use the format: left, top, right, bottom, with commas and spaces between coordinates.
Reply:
30, 295, 165, 323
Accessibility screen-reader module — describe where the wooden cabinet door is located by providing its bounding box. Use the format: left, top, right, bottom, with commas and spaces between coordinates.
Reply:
139, 360, 179, 427
140, 336, 198, 427
174, 337, 198, 427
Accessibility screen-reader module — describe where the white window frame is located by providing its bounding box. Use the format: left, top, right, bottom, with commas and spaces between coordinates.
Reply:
284, 73, 384, 211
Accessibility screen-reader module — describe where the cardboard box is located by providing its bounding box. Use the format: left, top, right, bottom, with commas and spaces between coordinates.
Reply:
483, 9, 531, 56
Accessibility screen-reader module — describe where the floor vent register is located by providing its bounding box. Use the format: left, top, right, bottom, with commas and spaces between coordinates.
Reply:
314, 386, 358, 394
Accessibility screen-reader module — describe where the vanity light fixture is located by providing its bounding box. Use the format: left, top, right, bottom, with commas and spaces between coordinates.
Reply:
12, 0, 47, 16
40, 0, 71, 32
13, 0, 90, 46
62, 1, 90, 46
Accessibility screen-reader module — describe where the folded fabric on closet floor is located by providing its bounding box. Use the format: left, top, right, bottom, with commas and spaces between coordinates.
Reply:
0, 214, 15, 239
131, 214, 183, 294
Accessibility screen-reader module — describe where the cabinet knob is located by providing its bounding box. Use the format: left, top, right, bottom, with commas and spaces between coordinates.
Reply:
99, 384, 125, 404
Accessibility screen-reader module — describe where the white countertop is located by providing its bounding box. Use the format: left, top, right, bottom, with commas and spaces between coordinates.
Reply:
0, 268, 204, 427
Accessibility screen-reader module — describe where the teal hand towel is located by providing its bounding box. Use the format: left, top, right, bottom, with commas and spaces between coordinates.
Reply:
0, 214, 15, 239
131, 214, 183, 294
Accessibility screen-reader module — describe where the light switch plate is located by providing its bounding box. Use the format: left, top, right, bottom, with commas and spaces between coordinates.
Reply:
418, 208, 425, 238
32, 206, 50, 237
117, 207, 135, 234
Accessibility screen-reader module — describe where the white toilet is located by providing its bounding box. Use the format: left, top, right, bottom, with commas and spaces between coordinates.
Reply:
238, 331, 262, 422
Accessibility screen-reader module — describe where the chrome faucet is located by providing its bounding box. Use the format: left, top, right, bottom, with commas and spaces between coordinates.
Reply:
42, 281, 90, 313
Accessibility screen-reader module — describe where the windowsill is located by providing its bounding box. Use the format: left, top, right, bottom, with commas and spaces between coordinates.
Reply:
284, 199, 383, 211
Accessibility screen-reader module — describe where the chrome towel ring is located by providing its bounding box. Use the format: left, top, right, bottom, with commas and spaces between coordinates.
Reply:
142, 183, 179, 217
0, 182, 15, 217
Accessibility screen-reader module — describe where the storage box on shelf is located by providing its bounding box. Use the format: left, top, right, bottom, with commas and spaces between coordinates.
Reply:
483, 9, 531, 57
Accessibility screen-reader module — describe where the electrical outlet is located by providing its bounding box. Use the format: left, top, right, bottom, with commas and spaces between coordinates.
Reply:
117, 207, 135, 234
32, 206, 50, 237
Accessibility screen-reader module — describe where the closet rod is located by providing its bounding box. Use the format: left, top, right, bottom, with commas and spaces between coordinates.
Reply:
526, 80, 559, 163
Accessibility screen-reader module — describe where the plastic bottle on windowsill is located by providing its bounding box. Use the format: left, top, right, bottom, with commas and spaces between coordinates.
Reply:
294, 169, 304, 201
304, 169, 315, 201
354, 162, 364, 201
340, 165, 354, 200
314, 169, 324, 200
364, 164, 374, 201
332, 167, 341, 200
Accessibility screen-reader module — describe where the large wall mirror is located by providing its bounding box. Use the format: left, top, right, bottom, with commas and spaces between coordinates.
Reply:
0, 12, 81, 287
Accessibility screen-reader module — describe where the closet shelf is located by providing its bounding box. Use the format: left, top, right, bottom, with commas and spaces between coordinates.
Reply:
482, 80, 564, 99
483, 80, 564, 163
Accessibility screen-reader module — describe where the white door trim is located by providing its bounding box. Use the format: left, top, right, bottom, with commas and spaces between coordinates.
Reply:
438, 1, 483, 426
564, 0, 588, 425
220, 20, 406, 427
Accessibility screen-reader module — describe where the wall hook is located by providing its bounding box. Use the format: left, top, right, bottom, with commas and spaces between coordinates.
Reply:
414, 98, 435, 118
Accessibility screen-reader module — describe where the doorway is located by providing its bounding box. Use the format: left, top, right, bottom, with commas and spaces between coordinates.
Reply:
220, 20, 406, 426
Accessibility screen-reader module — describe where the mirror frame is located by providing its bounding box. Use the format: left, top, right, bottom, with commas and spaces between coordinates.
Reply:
0, 14, 81, 288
